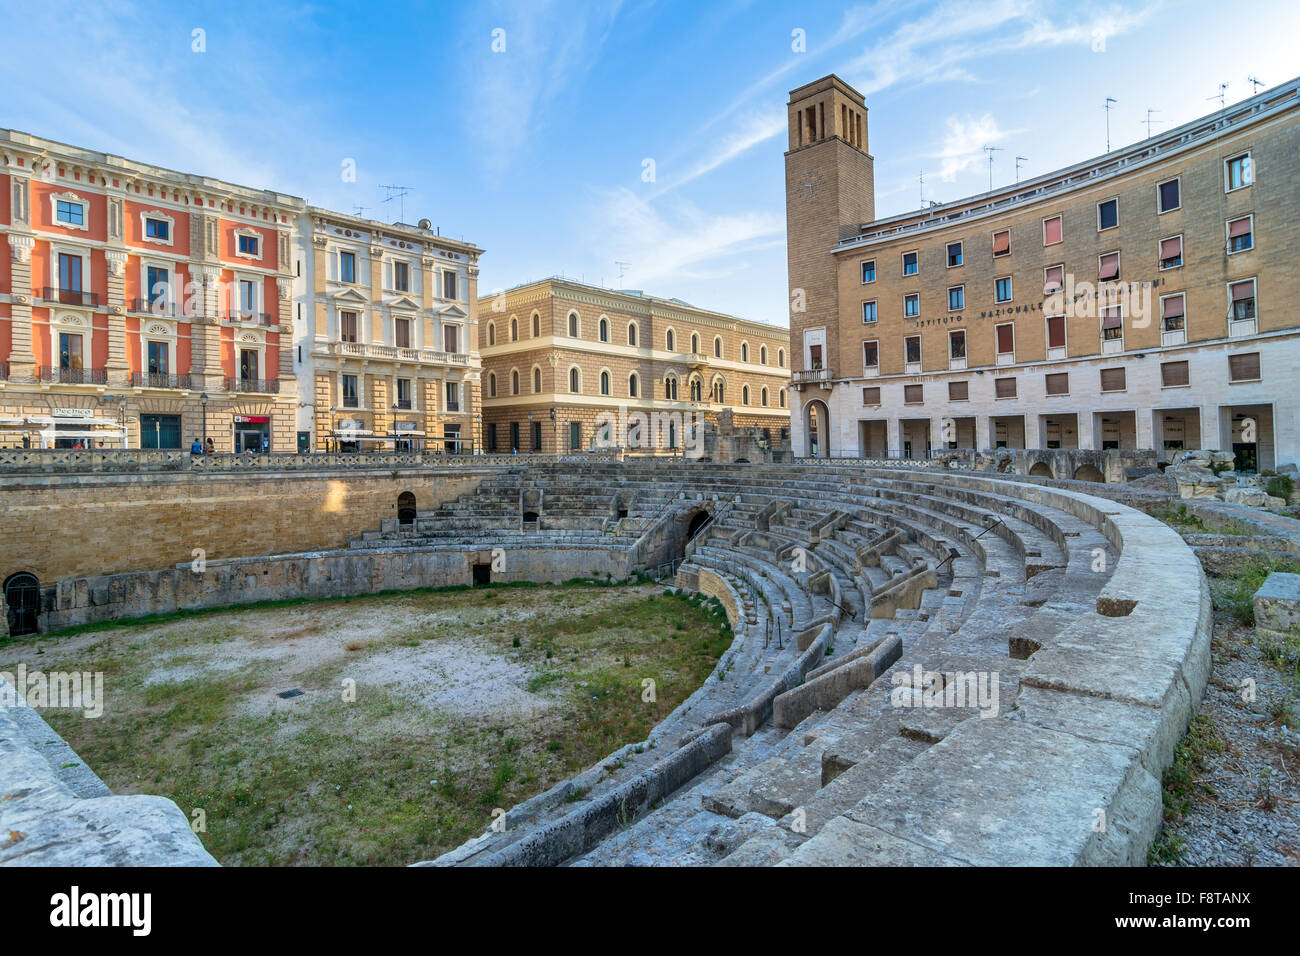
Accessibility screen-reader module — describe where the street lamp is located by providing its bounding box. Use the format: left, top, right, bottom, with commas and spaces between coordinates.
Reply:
200, 392, 208, 449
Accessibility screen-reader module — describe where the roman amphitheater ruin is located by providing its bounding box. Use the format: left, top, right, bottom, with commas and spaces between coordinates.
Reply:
2, 446, 1259, 867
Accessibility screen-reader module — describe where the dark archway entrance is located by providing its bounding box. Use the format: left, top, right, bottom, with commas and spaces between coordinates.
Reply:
472, 563, 492, 586
4, 572, 40, 637
1073, 464, 1105, 483
686, 510, 710, 542
397, 491, 417, 526
804, 399, 830, 458
1029, 462, 1054, 478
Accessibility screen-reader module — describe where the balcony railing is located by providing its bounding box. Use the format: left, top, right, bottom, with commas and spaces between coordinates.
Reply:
132, 372, 193, 389
226, 377, 280, 394
41, 287, 99, 307
39, 366, 108, 385
332, 341, 471, 365
131, 297, 187, 317
342, 395, 360, 408
394, 399, 413, 410
226, 311, 276, 325
792, 368, 833, 386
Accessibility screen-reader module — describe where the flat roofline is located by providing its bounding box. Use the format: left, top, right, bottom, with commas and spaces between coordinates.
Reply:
788, 73, 866, 104
307, 205, 482, 254
0, 128, 304, 208
479, 276, 790, 335
837, 75, 1300, 251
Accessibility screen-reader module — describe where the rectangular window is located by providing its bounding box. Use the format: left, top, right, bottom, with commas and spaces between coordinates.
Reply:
445, 382, 460, 412
1227, 215, 1253, 253
1098, 251, 1120, 281
1161, 360, 1190, 387
995, 376, 1017, 398
531, 420, 543, 452
1100, 367, 1126, 392
147, 340, 169, 375
904, 293, 919, 317
486, 422, 498, 452
1045, 372, 1069, 395
239, 279, 256, 314
1098, 198, 1119, 230
1161, 294, 1186, 332
238, 234, 259, 256
146, 265, 169, 304
903, 384, 923, 404
396, 378, 412, 409
1158, 178, 1180, 213
948, 380, 969, 401
996, 323, 1014, 357
861, 259, 876, 283
949, 330, 966, 360
239, 348, 258, 381
56, 199, 84, 226
1230, 280, 1256, 321
510, 421, 520, 451
340, 310, 358, 343
444, 324, 459, 353
1043, 264, 1064, 294
1225, 153, 1252, 191
995, 276, 1012, 302
862, 300, 877, 323
59, 332, 83, 370
342, 374, 358, 407
947, 242, 963, 267
1159, 235, 1183, 269
59, 253, 83, 292
904, 335, 921, 364
1046, 314, 1066, 350
1042, 215, 1063, 246
902, 251, 918, 276
862, 340, 879, 369
1102, 305, 1123, 340
145, 217, 169, 240
393, 260, 409, 291
395, 316, 411, 349
1228, 352, 1260, 382
443, 271, 457, 300
948, 286, 964, 311
992, 229, 1011, 257
862, 386, 881, 406
339, 251, 357, 283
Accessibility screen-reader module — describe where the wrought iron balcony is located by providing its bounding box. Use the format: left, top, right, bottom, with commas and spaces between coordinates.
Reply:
39, 366, 108, 385
132, 372, 193, 389
226, 377, 280, 394
41, 287, 99, 307
131, 297, 186, 317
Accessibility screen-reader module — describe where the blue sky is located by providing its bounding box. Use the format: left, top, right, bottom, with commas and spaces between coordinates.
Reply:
2, 0, 1298, 325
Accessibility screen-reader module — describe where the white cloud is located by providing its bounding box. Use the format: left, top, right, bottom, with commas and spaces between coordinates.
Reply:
933, 114, 1021, 181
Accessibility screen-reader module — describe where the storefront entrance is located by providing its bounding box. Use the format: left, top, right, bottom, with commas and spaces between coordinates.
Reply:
234, 415, 270, 452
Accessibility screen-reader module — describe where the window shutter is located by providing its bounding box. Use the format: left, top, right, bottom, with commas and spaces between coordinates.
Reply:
996, 324, 1014, 353
1162, 295, 1185, 319
1161, 361, 1190, 387
1099, 253, 1120, 280
1228, 217, 1251, 238
1045, 372, 1069, 395
1044, 265, 1064, 293
1100, 368, 1126, 391
992, 230, 1010, 255
862, 386, 880, 405
1228, 352, 1260, 381
948, 381, 968, 401
1160, 236, 1182, 260
904, 384, 923, 404
994, 377, 1016, 398
1230, 281, 1254, 301
1043, 217, 1062, 245
1047, 315, 1066, 348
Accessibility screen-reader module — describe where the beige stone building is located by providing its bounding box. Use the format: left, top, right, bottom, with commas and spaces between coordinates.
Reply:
786, 74, 1300, 471
294, 210, 483, 453
0, 129, 302, 451
477, 278, 791, 455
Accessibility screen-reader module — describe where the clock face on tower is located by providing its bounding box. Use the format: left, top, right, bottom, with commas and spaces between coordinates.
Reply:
801, 169, 825, 203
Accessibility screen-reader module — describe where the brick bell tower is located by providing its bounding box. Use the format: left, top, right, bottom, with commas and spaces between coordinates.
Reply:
785, 75, 874, 456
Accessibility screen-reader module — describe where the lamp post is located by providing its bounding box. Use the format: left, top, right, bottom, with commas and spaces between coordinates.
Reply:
118, 398, 127, 450
200, 392, 208, 449
550, 405, 557, 454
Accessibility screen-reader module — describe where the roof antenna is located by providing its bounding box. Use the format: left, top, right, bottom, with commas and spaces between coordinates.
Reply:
614, 261, 630, 288
1014, 156, 1028, 183
1143, 108, 1161, 139
1104, 97, 1117, 152
982, 146, 1003, 191
352, 205, 369, 218
378, 184, 413, 223
1247, 75, 1264, 95
1207, 82, 1228, 109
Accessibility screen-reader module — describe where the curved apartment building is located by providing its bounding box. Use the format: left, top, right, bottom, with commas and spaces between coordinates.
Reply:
786, 75, 1300, 471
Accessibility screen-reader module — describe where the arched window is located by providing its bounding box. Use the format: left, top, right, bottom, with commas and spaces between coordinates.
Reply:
533, 367, 542, 393
690, 377, 702, 402
711, 378, 725, 403
691, 332, 699, 354
568, 312, 579, 337
510, 318, 518, 342
511, 369, 520, 395
600, 370, 611, 395
779, 388, 786, 408
664, 375, 678, 400
397, 491, 417, 526
628, 373, 639, 397
599, 317, 608, 342
713, 336, 722, 358
627, 323, 637, 346
778, 348, 785, 368
741, 342, 749, 362
532, 313, 540, 337
666, 329, 675, 352
488, 322, 496, 346
761, 386, 769, 406
760, 345, 768, 365
742, 385, 750, 405
569, 367, 580, 393
489, 372, 497, 397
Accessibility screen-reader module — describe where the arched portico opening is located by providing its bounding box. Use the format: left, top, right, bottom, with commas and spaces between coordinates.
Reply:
4, 572, 40, 637
804, 400, 830, 458
397, 491, 417, 526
